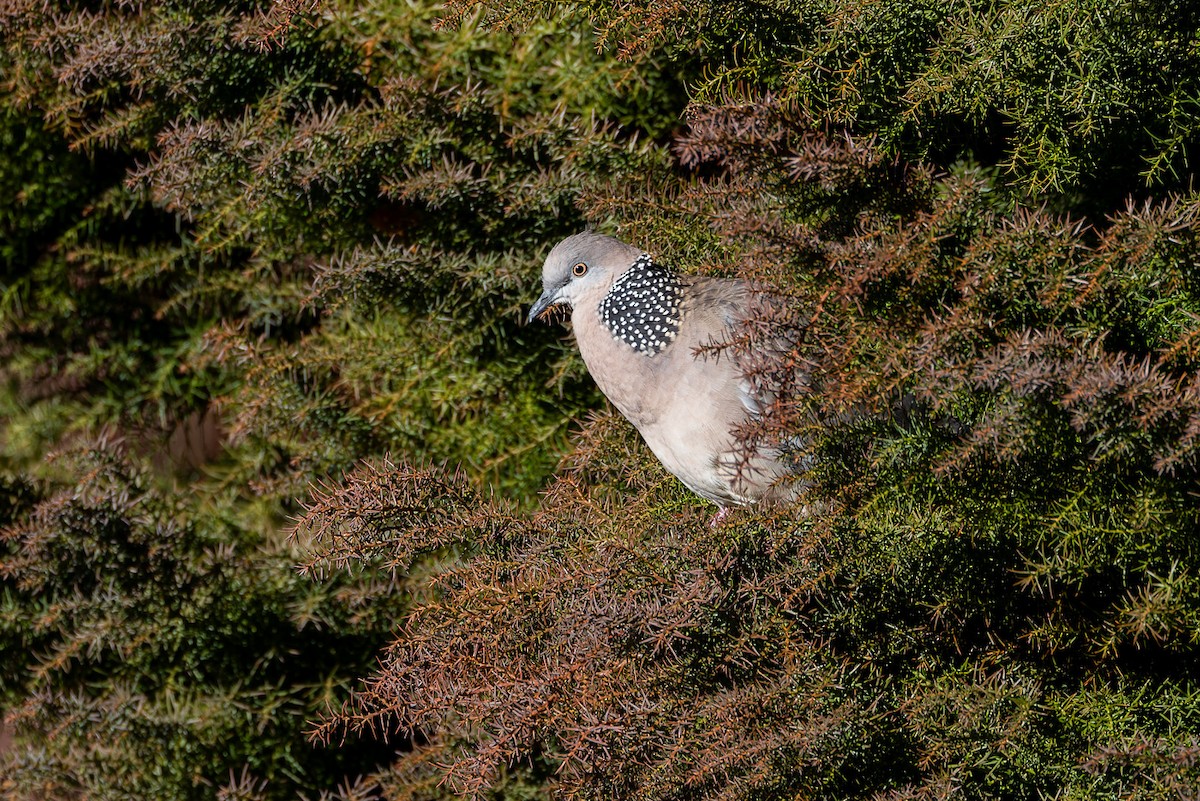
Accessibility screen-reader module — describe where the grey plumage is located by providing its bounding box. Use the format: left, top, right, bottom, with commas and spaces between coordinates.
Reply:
528, 232, 796, 510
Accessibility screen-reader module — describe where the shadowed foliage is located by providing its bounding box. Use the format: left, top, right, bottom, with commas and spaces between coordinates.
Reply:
4, 0, 1200, 800
1, 0, 684, 798
295, 102, 1200, 800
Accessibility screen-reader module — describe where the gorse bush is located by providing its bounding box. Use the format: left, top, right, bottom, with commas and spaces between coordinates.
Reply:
445, 0, 1200, 198
1, 0, 678, 497
1, 0, 684, 798
1, 448, 403, 800
4, 0, 1200, 800
295, 102, 1200, 800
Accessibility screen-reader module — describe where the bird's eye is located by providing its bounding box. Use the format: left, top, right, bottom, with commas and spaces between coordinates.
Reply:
572, 262, 588, 277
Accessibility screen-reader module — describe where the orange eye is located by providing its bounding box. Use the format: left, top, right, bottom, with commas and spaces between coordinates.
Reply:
572, 262, 588, 277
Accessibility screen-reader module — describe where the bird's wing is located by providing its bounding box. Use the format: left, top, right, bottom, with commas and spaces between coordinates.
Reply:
680, 276, 772, 418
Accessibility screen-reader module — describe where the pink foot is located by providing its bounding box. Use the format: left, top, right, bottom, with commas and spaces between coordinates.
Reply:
709, 506, 731, 527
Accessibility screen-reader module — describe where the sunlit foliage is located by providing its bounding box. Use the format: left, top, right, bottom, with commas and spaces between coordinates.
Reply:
4, 0, 1200, 800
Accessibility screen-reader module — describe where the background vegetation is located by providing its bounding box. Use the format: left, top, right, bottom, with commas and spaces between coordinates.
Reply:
3, 1, 1199, 800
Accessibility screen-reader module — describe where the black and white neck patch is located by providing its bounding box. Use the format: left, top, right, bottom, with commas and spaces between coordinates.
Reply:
597, 253, 682, 356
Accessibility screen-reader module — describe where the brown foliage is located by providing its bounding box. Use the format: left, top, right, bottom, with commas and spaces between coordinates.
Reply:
293, 97, 1200, 800
296, 447, 850, 800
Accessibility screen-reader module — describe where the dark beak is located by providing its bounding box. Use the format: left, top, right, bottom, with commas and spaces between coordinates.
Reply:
527, 290, 561, 324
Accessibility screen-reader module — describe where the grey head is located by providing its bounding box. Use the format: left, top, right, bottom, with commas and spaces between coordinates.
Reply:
528, 232, 684, 356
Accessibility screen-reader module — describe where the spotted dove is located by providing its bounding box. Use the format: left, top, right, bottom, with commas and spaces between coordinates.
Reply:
528, 232, 798, 511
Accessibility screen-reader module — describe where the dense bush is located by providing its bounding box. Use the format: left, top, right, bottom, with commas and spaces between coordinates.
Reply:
1, 450, 403, 800
445, 0, 1200, 199
1, 0, 684, 798
297, 102, 1200, 800
4, 0, 1200, 800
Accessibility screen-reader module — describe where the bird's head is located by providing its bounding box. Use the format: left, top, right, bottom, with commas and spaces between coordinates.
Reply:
527, 232, 644, 324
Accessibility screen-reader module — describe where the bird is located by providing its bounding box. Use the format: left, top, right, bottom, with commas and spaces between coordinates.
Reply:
527, 231, 801, 518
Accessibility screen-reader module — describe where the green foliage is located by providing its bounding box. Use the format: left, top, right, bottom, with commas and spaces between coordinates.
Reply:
295, 88, 1200, 801
1, 0, 679, 494
0, 103, 95, 270
447, 0, 1200, 197
0, 0, 686, 798
0, 448, 404, 800
5, 0, 1200, 799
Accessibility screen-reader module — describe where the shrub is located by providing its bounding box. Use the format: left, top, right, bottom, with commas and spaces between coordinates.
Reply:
292, 11, 1200, 799
0, 0, 686, 798
6, 0, 1200, 799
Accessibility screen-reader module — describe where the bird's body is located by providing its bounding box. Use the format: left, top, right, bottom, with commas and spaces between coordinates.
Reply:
529, 232, 794, 510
